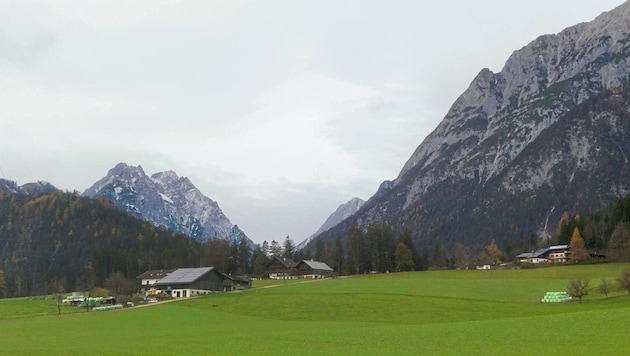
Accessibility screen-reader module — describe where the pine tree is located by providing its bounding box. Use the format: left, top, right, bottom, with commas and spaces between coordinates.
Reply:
347, 223, 366, 274
607, 222, 630, 261
269, 240, 282, 257
394, 243, 414, 272
0, 269, 6, 298
261, 240, 270, 258
282, 235, 295, 260
253, 254, 268, 279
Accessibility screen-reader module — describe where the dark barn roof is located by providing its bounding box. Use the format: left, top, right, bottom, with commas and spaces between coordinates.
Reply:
267, 256, 296, 268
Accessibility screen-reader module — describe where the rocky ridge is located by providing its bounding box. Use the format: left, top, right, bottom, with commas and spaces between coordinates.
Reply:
315, 1, 630, 250
297, 197, 365, 250
83, 163, 251, 245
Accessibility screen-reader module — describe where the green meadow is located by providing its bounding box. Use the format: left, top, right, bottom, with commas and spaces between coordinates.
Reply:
1, 263, 629, 355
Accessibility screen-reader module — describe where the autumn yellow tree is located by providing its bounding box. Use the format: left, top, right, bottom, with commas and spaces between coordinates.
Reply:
484, 239, 503, 265
569, 227, 589, 262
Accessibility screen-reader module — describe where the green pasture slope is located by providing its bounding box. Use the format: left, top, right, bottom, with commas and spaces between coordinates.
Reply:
1, 263, 629, 355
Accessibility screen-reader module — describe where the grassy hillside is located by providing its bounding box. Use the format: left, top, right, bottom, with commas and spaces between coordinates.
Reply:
1, 264, 629, 355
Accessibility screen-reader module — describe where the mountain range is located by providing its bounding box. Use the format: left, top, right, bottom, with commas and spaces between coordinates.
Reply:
311, 1, 630, 252
82, 163, 252, 246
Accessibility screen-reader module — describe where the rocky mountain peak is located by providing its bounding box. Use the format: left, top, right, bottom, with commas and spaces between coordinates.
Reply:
317, 2, 630, 251
398, 1, 630, 185
298, 197, 365, 250
83, 163, 252, 246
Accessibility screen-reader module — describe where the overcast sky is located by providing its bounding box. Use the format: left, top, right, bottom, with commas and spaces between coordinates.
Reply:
0, 0, 625, 244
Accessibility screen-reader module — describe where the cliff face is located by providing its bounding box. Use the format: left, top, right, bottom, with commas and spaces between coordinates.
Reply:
318, 2, 630, 250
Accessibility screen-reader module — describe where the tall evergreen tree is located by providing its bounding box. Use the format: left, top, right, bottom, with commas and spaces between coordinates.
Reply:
269, 240, 283, 257
261, 240, 270, 258
394, 243, 414, 272
347, 223, 366, 274
282, 235, 295, 260
607, 222, 630, 261
418, 246, 430, 271
335, 235, 344, 274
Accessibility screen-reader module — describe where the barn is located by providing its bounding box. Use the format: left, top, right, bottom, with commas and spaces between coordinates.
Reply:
153, 267, 225, 298
294, 260, 334, 279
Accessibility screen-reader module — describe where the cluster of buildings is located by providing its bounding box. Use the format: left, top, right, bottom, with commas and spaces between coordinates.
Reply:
515, 244, 606, 264
266, 257, 334, 279
137, 267, 252, 298
136, 257, 334, 298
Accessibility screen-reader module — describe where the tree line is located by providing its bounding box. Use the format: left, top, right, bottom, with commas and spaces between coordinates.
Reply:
556, 192, 630, 262
248, 224, 509, 278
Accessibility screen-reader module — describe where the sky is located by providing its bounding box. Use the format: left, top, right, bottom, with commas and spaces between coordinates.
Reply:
0, 0, 625, 245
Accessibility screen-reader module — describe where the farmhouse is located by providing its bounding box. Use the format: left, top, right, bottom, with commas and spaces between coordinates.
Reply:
267, 256, 297, 279
294, 260, 334, 279
153, 267, 226, 297
267, 257, 335, 279
136, 269, 174, 287
516, 245, 570, 264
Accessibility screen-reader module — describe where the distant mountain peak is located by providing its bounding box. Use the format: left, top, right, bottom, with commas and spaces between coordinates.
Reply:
0, 178, 59, 196
297, 197, 365, 250
83, 162, 253, 245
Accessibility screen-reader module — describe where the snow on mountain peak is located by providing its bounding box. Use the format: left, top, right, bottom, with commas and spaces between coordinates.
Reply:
83, 163, 252, 245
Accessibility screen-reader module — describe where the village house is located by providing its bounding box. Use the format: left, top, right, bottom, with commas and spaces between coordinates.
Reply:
136, 269, 174, 288
153, 267, 223, 298
515, 245, 570, 264
267, 256, 297, 279
266, 257, 335, 279
294, 260, 334, 279
137, 267, 252, 298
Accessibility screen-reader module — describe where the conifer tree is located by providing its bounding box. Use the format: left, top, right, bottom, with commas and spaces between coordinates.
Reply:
569, 227, 589, 262
394, 243, 414, 272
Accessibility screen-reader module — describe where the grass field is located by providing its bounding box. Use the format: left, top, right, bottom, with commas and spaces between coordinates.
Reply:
1, 263, 629, 355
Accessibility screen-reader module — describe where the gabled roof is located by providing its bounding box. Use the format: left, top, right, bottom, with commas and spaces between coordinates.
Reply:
136, 269, 175, 280
516, 245, 570, 259
222, 274, 251, 283
267, 256, 296, 268
298, 260, 333, 271
154, 267, 216, 285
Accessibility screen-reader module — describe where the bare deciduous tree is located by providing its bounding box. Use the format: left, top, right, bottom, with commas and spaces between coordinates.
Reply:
568, 278, 590, 303
617, 268, 630, 294
598, 278, 612, 298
